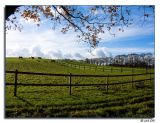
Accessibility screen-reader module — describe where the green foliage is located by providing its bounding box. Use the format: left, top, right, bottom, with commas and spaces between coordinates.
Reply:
5, 57, 154, 118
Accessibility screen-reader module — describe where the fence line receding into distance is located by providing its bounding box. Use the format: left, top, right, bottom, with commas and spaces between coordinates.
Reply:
56, 60, 152, 73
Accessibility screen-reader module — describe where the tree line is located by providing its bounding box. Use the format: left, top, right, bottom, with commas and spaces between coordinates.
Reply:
85, 53, 154, 68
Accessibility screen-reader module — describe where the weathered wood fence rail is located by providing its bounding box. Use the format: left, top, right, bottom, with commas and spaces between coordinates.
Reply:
6, 70, 154, 96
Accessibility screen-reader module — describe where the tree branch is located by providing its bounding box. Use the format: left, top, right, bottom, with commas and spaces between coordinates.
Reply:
53, 6, 84, 34
5, 6, 20, 20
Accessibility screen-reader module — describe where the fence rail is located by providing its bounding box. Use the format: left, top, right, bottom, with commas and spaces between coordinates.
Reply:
56, 61, 153, 73
6, 70, 154, 96
6, 78, 154, 86
5, 70, 153, 77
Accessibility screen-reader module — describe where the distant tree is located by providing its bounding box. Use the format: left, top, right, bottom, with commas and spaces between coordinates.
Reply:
5, 5, 154, 48
85, 58, 90, 63
105, 57, 109, 66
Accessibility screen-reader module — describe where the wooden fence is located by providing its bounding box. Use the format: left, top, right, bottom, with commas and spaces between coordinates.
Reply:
6, 70, 154, 96
56, 61, 151, 73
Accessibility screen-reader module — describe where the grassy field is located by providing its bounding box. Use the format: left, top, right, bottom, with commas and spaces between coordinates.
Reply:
5, 57, 154, 118
56, 59, 152, 74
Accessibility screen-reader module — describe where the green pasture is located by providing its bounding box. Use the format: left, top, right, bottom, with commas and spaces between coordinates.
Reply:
5, 57, 154, 118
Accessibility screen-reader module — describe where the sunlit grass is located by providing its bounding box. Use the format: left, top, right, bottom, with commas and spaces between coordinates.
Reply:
5, 57, 154, 118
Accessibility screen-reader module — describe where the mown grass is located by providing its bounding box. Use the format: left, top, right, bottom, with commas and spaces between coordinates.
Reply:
5, 57, 154, 118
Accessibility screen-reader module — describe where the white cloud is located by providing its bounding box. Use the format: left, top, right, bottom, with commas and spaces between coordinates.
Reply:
86, 47, 112, 58
91, 48, 106, 58
63, 53, 73, 59
32, 46, 45, 57
6, 28, 90, 59
48, 50, 63, 59
6, 20, 154, 59
87, 47, 154, 57
6, 48, 31, 57
74, 53, 84, 59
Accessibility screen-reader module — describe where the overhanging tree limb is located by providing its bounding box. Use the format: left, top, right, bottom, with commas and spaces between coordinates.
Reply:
5, 5, 154, 48
5, 6, 20, 20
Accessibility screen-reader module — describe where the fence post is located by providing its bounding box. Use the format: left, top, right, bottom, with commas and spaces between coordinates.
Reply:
145, 67, 148, 85
121, 67, 123, 72
132, 67, 134, 74
146, 66, 148, 74
132, 72, 133, 88
150, 72, 151, 83
14, 69, 18, 96
106, 74, 109, 93
69, 73, 72, 95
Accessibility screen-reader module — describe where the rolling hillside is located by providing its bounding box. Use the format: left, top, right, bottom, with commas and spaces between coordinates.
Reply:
5, 57, 154, 118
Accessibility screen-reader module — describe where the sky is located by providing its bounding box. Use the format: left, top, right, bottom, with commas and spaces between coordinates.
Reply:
6, 5, 155, 60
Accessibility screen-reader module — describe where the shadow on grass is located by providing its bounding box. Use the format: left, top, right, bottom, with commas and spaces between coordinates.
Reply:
16, 96, 34, 106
